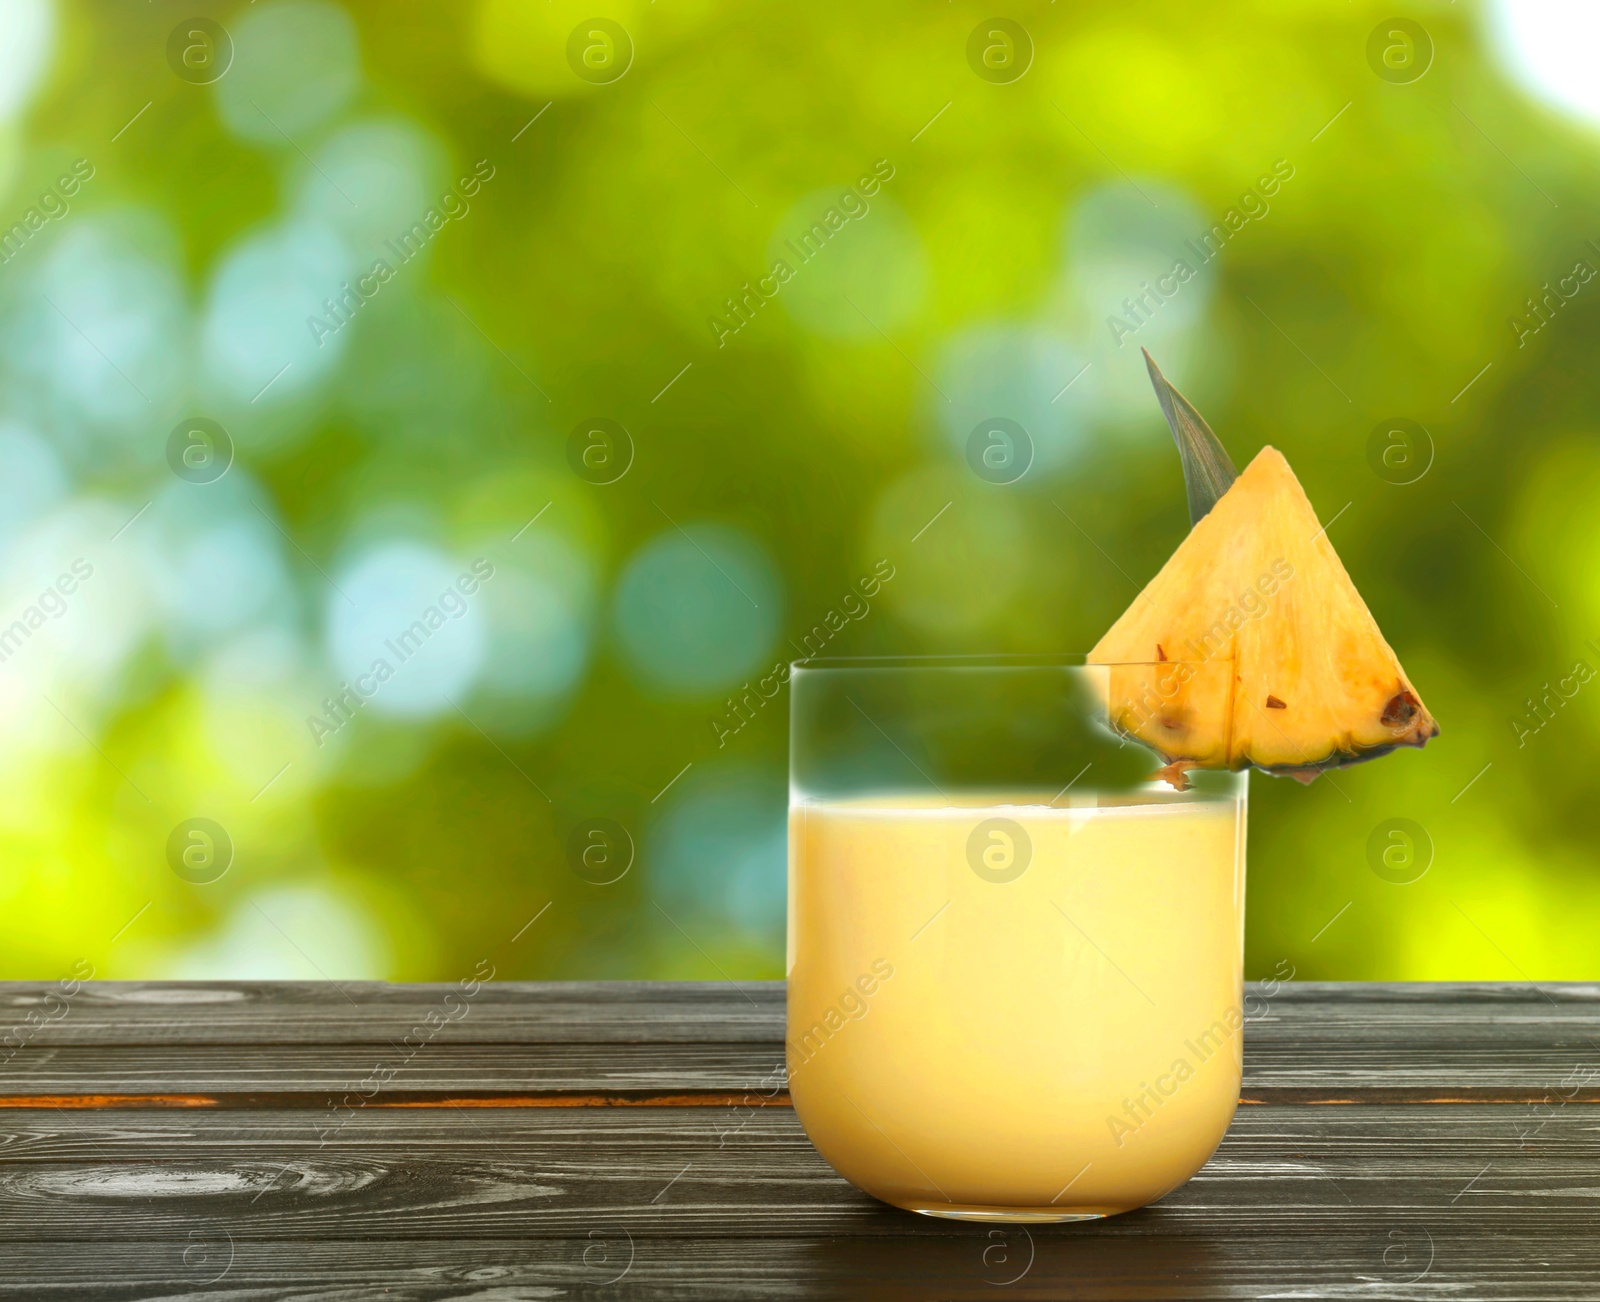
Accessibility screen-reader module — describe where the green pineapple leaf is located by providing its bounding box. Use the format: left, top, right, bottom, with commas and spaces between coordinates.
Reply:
1142, 348, 1238, 525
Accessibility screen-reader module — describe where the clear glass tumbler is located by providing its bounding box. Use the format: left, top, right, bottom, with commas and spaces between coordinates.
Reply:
787, 657, 1247, 1222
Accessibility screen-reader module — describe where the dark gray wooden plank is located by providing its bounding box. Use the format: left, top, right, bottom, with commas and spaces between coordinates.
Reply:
3, 1232, 1597, 1302
0, 1042, 789, 1101
4, 1038, 1599, 1101
3, 982, 1598, 1298
0, 1105, 1593, 1232
0, 980, 787, 1045
10, 1233, 1588, 1302
5, 979, 1598, 1045
0, 1105, 1596, 1299
1241, 981, 1600, 1096
4, 981, 1600, 1097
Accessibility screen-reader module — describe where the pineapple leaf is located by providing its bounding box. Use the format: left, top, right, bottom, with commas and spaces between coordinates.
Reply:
1141, 348, 1237, 525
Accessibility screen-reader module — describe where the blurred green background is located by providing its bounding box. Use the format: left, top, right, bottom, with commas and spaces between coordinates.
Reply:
2, 0, 1596, 983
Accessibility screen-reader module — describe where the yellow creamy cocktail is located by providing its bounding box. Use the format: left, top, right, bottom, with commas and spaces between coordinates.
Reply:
788, 790, 1245, 1220
782, 359, 1444, 1222
786, 658, 1247, 1221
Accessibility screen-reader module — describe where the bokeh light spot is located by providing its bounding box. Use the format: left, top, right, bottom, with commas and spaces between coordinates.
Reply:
868, 465, 1030, 637
1060, 179, 1214, 425
141, 474, 294, 659
933, 325, 1093, 477
215, 0, 361, 144
164, 883, 389, 980
290, 116, 444, 258
0, 423, 67, 556
770, 189, 927, 339
650, 763, 786, 938
327, 540, 489, 720
1488, 0, 1600, 128
472, 0, 645, 99
476, 532, 595, 732
4, 212, 190, 443
201, 218, 352, 404
0, 0, 54, 120
612, 523, 781, 698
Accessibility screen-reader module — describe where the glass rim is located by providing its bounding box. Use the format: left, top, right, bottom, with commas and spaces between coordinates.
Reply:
789, 654, 1215, 671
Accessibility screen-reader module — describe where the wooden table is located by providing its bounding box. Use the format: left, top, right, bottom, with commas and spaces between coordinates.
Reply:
2, 980, 1597, 1299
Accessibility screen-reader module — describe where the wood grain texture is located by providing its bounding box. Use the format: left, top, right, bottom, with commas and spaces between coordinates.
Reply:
0, 1043, 792, 1101
0, 979, 789, 1044
4, 981, 1600, 1099
1, 1106, 1597, 1297
1, 981, 1597, 1299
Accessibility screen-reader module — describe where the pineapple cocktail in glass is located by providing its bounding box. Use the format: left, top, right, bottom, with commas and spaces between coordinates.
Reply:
787, 657, 1246, 1222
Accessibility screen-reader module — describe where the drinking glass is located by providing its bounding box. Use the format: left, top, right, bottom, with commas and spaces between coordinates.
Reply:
787, 657, 1247, 1222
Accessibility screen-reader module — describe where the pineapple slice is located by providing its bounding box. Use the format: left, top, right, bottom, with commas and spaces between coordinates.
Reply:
1088, 363, 1438, 783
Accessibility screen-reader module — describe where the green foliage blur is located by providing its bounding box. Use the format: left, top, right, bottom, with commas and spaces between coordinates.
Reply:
3, 0, 1597, 983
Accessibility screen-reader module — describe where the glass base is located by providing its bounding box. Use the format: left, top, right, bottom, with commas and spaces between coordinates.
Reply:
907, 1203, 1109, 1224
